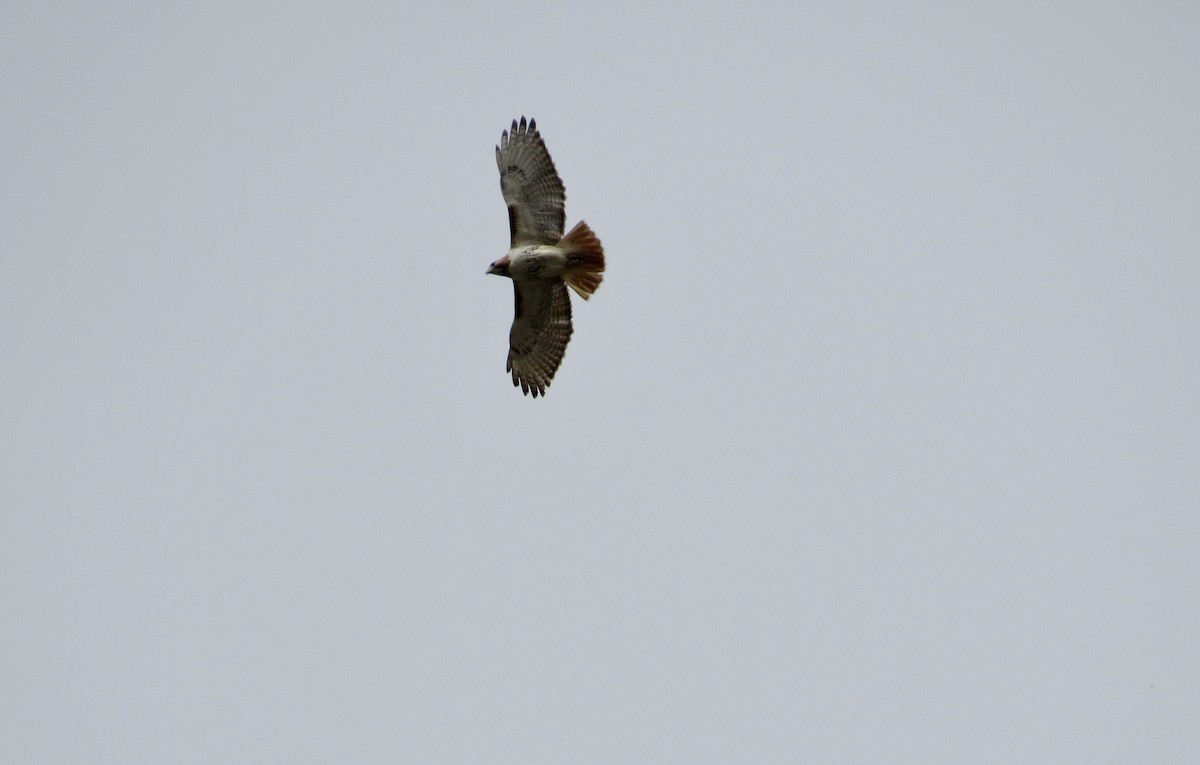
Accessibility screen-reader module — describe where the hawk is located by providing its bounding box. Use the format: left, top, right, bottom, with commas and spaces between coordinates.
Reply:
486, 117, 605, 397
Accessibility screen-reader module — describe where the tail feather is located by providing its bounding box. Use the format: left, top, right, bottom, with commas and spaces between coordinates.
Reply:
558, 220, 605, 300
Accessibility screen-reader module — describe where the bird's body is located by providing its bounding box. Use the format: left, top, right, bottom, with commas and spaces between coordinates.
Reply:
505, 244, 568, 280
487, 117, 605, 397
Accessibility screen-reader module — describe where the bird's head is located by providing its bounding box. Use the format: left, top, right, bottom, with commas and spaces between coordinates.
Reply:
486, 254, 511, 277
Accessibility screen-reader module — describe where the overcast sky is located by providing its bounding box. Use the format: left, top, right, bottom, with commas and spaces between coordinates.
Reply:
3, 1, 1198, 762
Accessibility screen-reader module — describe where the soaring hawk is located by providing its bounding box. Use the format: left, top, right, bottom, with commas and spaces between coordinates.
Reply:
486, 117, 605, 397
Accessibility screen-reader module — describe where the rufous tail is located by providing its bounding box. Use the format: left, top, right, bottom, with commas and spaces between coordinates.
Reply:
558, 220, 605, 300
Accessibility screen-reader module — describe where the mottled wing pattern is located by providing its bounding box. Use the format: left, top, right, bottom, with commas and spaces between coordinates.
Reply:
507, 278, 573, 397
496, 117, 566, 246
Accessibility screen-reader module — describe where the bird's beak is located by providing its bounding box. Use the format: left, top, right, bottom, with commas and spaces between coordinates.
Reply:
486, 262, 496, 275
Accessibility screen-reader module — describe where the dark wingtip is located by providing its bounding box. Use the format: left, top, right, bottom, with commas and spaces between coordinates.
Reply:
505, 116, 539, 140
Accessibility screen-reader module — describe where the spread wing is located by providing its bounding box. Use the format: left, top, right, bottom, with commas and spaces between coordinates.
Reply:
507, 278, 573, 397
496, 117, 565, 247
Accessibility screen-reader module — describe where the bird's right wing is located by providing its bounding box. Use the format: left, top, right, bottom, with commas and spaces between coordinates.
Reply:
507, 278, 573, 397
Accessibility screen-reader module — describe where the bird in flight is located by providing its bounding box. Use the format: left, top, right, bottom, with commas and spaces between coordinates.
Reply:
487, 117, 605, 397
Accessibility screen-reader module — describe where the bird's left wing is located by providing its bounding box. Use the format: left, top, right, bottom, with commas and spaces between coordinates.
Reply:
496, 117, 566, 247
507, 278, 573, 397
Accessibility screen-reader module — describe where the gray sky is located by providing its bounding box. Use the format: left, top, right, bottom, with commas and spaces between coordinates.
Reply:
3, 1, 1198, 762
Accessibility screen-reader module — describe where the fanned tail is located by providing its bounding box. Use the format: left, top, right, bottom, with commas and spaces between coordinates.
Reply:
558, 220, 605, 300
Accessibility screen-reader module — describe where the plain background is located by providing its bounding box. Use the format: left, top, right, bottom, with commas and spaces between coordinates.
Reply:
3, 1, 1198, 762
